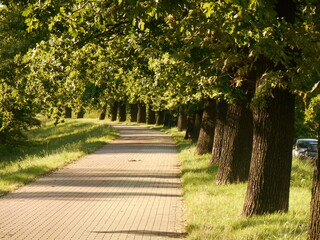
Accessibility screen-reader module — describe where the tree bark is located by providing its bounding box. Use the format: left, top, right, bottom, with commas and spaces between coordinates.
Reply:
130, 104, 138, 122
99, 105, 107, 120
177, 105, 187, 131
241, 0, 296, 216
110, 102, 118, 121
195, 110, 203, 129
196, 98, 216, 155
242, 88, 295, 216
185, 113, 199, 143
147, 105, 156, 124
76, 107, 85, 119
118, 101, 127, 122
156, 111, 165, 125
164, 111, 173, 127
308, 123, 320, 240
137, 103, 146, 123
64, 107, 72, 119
216, 102, 253, 184
194, 110, 203, 142
210, 100, 228, 164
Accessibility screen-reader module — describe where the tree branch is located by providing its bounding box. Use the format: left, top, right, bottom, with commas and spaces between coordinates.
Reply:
73, 20, 130, 48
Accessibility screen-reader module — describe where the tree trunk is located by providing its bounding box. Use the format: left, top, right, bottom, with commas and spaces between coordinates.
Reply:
185, 113, 198, 143
164, 111, 173, 127
110, 102, 118, 121
196, 98, 216, 155
216, 102, 253, 184
147, 105, 156, 124
177, 105, 187, 131
195, 110, 203, 128
76, 107, 85, 119
99, 105, 107, 120
308, 123, 320, 240
241, 0, 296, 216
130, 104, 138, 122
210, 100, 228, 164
194, 110, 203, 142
118, 101, 127, 122
156, 111, 165, 125
137, 103, 146, 123
65, 107, 72, 119
242, 88, 295, 216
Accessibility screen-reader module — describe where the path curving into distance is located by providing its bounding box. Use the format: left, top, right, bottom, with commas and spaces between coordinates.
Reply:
0, 124, 185, 240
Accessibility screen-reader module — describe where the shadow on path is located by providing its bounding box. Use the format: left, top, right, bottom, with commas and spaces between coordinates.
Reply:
92, 230, 186, 239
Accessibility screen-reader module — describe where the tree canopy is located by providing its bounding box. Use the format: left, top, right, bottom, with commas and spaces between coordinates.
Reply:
1, 0, 318, 120
2, 0, 320, 236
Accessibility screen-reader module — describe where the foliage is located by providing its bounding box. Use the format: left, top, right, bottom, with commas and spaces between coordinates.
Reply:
0, 0, 319, 234
1, 0, 320, 142
0, 1, 47, 143
295, 96, 317, 140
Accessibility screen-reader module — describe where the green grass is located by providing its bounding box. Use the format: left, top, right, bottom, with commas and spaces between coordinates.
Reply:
0, 119, 119, 196
157, 126, 313, 240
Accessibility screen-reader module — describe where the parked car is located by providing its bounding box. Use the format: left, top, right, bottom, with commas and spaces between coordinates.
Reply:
293, 138, 318, 159
305, 143, 318, 159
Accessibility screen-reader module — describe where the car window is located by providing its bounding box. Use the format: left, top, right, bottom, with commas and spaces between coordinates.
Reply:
297, 140, 318, 148
309, 145, 318, 151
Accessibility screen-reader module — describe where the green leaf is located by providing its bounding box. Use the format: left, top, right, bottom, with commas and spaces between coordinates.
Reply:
138, 21, 145, 31
203, 2, 213, 18
22, 6, 32, 17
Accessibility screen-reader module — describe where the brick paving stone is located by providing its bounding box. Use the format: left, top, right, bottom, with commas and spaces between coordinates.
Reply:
0, 124, 185, 240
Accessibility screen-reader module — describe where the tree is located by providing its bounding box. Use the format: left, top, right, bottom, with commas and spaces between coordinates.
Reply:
110, 102, 118, 121
65, 107, 72, 118
137, 103, 146, 123
242, 0, 297, 216
76, 107, 85, 119
304, 96, 320, 240
243, 88, 295, 215
177, 105, 187, 131
309, 151, 320, 240
99, 105, 107, 120
0, 1, 45, 143
7, 0, 320, 220
130, 104, 138, 122
118, 101, 127, 122
195, 98, 216, 155
216, 101, 253, 184
210, 100, 228, 164
156, 111, 165, 126
147, 104, 156, 124
21, 0, 161, 125
184, 104, 202, 143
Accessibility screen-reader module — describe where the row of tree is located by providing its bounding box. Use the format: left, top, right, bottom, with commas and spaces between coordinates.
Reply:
1, 0, 320, 238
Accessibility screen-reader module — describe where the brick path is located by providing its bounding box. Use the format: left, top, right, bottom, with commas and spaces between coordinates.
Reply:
0, 124, 185, 240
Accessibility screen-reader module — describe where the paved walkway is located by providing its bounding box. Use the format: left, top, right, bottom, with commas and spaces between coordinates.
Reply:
0, 124, 185, 240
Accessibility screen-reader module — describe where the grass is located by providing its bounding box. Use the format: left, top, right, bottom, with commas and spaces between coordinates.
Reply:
6, 118, 310, 239
0, 116, 312, 240
0, 119, 119, 196
155, 126, 313, 240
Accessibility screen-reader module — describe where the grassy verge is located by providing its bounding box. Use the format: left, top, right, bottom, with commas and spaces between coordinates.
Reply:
156, 126, 313, 240
0, 119, 119, 196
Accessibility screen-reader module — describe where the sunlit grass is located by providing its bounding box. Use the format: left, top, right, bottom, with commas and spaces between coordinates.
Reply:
0, 119, 119, 195
158, 126, 313, 240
